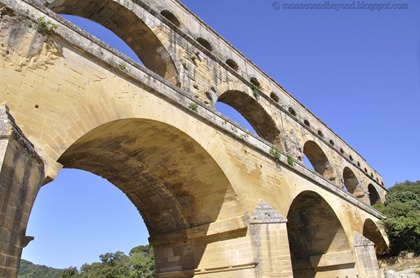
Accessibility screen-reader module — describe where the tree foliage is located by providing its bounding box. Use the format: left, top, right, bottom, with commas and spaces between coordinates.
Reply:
374, 180, 420, 256
61, 245, 155, 278
18, 259, 63, 278
19, 245, 155, 278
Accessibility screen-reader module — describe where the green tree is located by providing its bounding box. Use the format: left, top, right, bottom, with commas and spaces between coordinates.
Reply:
61, 267, 78, 278
129, 245, 155, 278
374, 180, 420, 256
75, 245, 155, 278
79, 251, 130, 278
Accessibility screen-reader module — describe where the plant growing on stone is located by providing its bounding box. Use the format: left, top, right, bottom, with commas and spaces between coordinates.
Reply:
269, 146, 280, 160
188, 102, 198, 111
287, 154, 294, 166
118, 62, 127, 71
252, 85, 260, 99
37, 17, 58, 32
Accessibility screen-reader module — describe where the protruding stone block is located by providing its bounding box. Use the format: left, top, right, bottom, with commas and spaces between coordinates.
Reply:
354, 232, 382, 278
250, 200, 293, 278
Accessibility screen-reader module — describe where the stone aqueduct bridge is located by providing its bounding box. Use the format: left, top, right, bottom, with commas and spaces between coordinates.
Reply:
0, 0, 389, 277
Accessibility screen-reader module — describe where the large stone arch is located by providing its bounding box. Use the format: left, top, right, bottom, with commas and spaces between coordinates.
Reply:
53, 118, 243, 274
368, 183, 382, 205
302, 140, 336, 182
363, 219, 389, 255
217, 90, 282, 147
286, 191, 357, 278
343, 166, 365, 201
47, 0, 179, 84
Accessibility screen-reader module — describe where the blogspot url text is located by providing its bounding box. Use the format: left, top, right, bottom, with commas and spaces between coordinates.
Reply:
272, 1, 409, 11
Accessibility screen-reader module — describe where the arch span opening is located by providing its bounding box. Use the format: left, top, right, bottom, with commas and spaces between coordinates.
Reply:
23, 169, 148, 268
27, 119, 242, 273
215, 102, 257, 135
287, 191, 355, 277
303, 141, 335, 182
62, 15, 141, 64
217, 90, 282, 147
58, 119, 240, 235
363, 219, 389, 255
48, 0, 178, 84
343, 167, 364, 201
368, 184, 382, 205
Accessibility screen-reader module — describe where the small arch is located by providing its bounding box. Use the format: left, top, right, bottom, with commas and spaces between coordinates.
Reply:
303, 141, 335, 181
160, 10, 181, 28
270, 92, 279, 102
363, 219, 389, 255
329, 139, 335, 146
197, 37, 213, 52
368, 184, 382, 205
340, 148, 345, 154
205, 91, 213, 104
364, 167, 368, 173
288, 107, 297, 116
357, 161, 361, 167
343, 167, 363, 200
304, 119, 310, 127
349, 155, 354, 161
217, 90, 282, 146
250, 77, 260, 87
226, 59, 239, 71
318, 130, 324, 137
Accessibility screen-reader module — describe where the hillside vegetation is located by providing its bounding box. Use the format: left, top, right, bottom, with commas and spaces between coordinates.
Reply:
18, 259, 62, 278
374, 180, 420, 256
18, 245, 154, 278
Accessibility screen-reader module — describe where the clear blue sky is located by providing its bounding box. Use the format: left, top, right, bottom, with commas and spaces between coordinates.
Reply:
22, 0, 420, 269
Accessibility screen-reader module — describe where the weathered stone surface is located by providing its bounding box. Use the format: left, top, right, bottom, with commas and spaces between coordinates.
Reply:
0, 105, 44, 277
354, 233, 382, 278
249, 200, 287, 224
0, 0, 389, 277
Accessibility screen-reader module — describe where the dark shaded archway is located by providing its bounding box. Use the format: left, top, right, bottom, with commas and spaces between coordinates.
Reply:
57, 119, 241, 273
303, 141, 335, 181
363, 219, 389, 255
287, 191, 355, 277
368, 184, 382, 205
343, 167, 364, 201
48, 0, 178, 84
217, 90, 282, 147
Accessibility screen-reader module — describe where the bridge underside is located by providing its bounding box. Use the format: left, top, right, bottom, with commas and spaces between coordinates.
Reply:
0, 0, 388, 277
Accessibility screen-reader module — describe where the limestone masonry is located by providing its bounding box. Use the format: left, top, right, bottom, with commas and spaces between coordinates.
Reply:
0, 0, 388, 277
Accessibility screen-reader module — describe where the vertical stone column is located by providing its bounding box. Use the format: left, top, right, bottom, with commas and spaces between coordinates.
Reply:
353, 232, 382, 278
0, 105, 44, 277
249, 200, 293, 278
